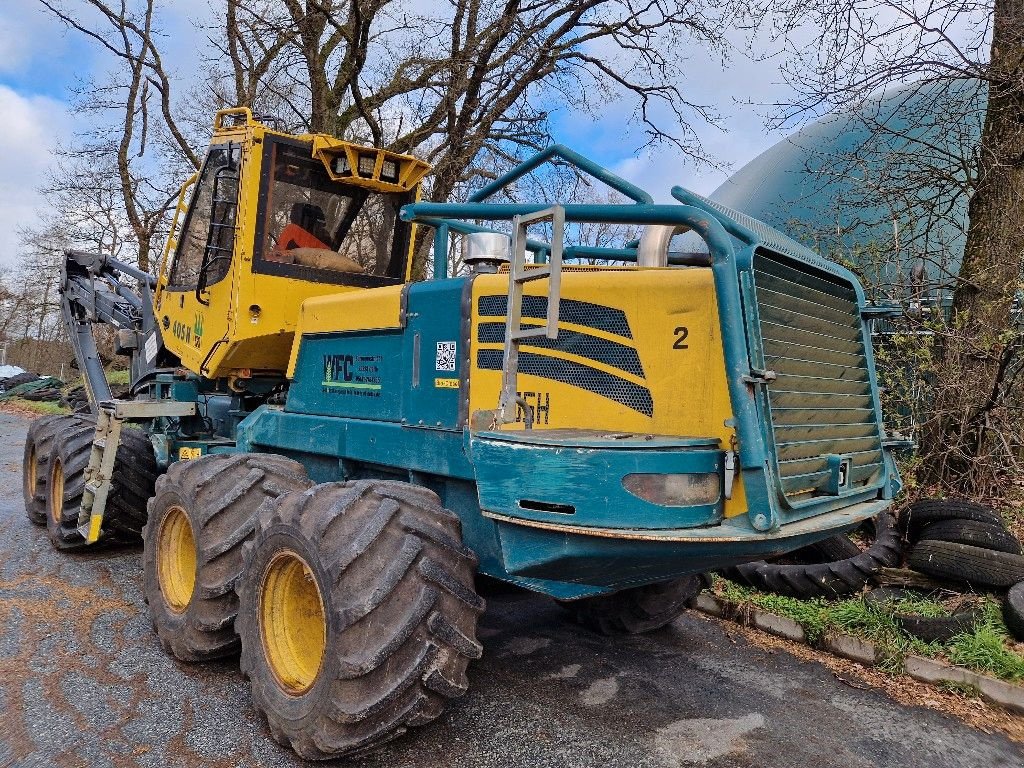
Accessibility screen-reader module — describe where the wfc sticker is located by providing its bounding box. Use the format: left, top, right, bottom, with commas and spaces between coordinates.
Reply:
322, 353, 383, 397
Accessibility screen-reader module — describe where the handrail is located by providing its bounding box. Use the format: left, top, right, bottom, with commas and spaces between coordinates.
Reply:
468, 144, 652, 204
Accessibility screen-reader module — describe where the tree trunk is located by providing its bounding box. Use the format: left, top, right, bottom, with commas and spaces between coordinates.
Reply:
919, 0, 1024, 490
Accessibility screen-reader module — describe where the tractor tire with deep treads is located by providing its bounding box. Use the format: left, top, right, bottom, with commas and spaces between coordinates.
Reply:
915, 518, 1021, 555
143, 453, 312, 662
23, 414, 69, 525
787, 534, 862, 564
106, 427, 160, 540
907, 540, 1024, 589
900, 499, 1004, 538
44, 416, 160, 549
561, 574, 710, 635
237, 479, 485, 761
720, 512, 902, 599
45, 417, 99, 550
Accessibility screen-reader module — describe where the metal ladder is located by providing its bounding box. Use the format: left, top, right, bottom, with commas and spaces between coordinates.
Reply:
496, 205, 565, 426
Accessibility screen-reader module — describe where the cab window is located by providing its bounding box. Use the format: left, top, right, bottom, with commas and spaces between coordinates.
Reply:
254, 140, 411, 284
169, 145, 240, 289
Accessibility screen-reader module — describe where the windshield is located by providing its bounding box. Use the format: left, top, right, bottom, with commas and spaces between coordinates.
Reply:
256, 140, 411, 283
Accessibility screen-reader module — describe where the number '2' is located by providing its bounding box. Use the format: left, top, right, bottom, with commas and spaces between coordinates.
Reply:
673, 326, 689, 349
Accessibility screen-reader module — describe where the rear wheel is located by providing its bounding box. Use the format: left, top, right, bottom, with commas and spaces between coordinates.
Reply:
238, 480, 485, 760
142, 453, 312, 662
561, 574, 709, 635
23, 415, 68, 525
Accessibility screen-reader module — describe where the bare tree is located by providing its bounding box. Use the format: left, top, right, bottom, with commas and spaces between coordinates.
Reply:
40, 0, 203, 270
214, 0, 735, 171
756, 0, 1024, 497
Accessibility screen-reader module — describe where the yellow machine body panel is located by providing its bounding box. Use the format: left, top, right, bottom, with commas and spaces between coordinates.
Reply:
153, 108, 426, 380
286, 285, 406, 377
468, 267, 749, 518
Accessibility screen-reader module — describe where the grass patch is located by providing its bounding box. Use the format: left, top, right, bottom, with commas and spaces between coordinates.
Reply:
2, 397, 71, 416
946, 602, 1024, 682
712, 577, 1024, 683
106, 369, 130, 385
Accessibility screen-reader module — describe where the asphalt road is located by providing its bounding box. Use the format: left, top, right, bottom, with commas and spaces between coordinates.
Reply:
1, 410, 1022, 768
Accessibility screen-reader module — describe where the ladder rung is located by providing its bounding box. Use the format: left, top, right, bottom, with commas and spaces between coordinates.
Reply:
515, 268, 552, 283
510, 326, 551, 341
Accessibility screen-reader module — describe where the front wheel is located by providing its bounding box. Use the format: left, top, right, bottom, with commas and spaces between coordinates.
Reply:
238, 480, 485, 760
142, 453, 313, 661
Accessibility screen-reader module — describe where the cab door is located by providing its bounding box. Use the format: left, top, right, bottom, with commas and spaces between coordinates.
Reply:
156, 142, 242, 374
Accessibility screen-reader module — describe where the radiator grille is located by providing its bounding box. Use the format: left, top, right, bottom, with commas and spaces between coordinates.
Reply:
754, 253, 884, 501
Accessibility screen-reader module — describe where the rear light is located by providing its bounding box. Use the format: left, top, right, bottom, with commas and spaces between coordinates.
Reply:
622, 473, 720, 506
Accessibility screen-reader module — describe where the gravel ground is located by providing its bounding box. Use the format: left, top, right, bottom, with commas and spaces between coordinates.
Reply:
1, 410, 1022, 768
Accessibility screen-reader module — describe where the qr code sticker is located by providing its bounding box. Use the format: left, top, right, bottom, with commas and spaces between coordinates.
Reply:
435, 341, 457, 372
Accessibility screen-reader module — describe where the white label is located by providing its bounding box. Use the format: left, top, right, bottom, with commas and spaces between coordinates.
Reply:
144, 333, 158, 363
435, 341, 456, 371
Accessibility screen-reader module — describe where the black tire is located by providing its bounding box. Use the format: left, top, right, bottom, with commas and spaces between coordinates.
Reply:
45, 417, 99, 550
1, 372, 38, 389
44, 417, 160, 549
916, 519, 1021, 555
143, 453, 312, 662
561, 574, 710, 635
720, 512, 902, 599
908, 540, 1024, 589
787, 534, 861, 564
900, 499, 1004, 538
238, 480, 485, 760
1002, 582, 1024, 642
863, 587, 982, 643
23, 414, 68, 525
105, 427, 160, 540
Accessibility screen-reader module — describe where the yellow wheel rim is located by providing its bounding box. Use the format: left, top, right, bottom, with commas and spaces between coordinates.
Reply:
25, 442, 38, 501
260, 550, 327, 695
49, 456, 64, 526
157, 505, 197, 613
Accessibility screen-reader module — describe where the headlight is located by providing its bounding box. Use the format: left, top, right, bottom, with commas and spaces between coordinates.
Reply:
380, 159, 399, 182
357, 154, 376, 176
622, 473, 720, 506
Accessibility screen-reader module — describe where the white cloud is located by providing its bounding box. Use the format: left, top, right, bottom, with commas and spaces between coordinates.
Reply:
0, 85, 69, 268
0, 0, 74, 76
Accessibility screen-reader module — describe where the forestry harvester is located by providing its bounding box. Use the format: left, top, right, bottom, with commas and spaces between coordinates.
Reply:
22, 108, 902, 759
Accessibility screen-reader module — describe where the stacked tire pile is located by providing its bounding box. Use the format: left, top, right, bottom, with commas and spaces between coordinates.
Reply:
719, 499, 1024, 644
0, 371, 40, 393
902, 499, 1024, 643
0, 375, 65, 403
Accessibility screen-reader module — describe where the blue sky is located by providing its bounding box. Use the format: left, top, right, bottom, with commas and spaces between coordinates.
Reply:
0, 0, 799, 267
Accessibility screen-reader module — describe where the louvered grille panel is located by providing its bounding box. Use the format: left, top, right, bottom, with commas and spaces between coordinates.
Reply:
754, 253, 885, 501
